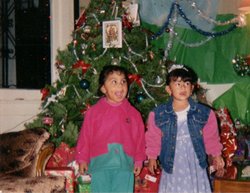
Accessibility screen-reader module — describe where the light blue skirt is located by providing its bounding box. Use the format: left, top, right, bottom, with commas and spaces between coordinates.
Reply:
159, 119, 212, 193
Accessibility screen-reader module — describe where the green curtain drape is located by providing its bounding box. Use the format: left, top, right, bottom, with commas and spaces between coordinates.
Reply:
213, 82, 250, 124
144, 14, 250, 84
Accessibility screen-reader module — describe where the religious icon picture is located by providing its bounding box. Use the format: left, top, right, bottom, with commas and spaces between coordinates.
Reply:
102, 20, 122, 48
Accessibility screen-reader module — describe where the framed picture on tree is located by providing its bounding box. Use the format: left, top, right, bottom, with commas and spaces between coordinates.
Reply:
102, 20, 122, 48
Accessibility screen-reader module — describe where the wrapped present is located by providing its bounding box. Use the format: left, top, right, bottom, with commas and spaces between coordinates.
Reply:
45, 167, 75, 193
47, 142, 76, 168
76, 174, 91, 193
134, 166, 161, 193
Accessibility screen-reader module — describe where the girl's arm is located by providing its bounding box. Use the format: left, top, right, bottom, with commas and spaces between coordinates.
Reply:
203, 110, 223, 156
75, 111, 91, 164
203, 110, 225, 173
145, 112, 162, 160
134, 113, 146, 168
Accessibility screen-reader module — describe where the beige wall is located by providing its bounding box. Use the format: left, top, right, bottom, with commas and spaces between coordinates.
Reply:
218, 0, 242, 14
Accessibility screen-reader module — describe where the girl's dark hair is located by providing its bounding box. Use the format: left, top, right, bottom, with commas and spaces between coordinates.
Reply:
99, 65, 129, 87
166, 65, 198, 85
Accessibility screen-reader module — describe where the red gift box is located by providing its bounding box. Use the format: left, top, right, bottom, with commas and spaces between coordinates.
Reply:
47, 142, 76, 168
134, 166, 161, 193
45, 167, 75, 193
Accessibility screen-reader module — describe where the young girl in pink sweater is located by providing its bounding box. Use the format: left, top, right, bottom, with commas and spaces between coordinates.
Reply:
75, 65, 146, 193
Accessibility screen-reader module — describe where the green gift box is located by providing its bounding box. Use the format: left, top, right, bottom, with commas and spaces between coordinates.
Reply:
76, 175, 91, 193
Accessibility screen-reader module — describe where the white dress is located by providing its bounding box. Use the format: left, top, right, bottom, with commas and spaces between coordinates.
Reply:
158, 106, 212, 193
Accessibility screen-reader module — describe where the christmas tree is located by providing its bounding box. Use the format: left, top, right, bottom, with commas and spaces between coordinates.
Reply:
26, 0, 170, 147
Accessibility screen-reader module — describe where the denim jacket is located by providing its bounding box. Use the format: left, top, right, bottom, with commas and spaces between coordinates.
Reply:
154, 97, 210, 173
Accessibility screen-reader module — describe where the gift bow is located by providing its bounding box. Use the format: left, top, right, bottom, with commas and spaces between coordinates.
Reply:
72, 60, 91, 75
128, 74, 142, 87
41, 88, 50, 100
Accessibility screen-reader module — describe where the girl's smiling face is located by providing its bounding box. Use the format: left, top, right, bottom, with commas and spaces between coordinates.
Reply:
100, 71, 128, 104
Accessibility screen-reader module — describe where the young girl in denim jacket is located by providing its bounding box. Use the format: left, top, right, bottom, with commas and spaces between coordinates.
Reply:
145, 64, 224, 193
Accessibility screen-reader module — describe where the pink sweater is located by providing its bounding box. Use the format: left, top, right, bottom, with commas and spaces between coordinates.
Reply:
75, 97, 146, 167
146, 110, 223, 159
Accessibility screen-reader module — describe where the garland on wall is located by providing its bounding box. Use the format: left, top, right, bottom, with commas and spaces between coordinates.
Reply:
232, 55, 250, 77
148, 1, 246, 61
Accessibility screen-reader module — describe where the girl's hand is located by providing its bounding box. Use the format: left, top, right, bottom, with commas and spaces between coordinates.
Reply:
148, 159, 157, 175
79, 161, 88, 175
213, 155, 225, 170
134, 166, 142, 176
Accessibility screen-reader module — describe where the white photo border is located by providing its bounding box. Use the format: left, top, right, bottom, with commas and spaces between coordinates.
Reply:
102, 20, 122, 48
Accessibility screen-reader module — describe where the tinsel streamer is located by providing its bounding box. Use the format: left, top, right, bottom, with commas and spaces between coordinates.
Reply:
115, 6, 119, 19
163, 4, 178, 61
91, 13, 100, 24
151, 2, 176, 40
73, 85, 81, 99
141, 78, 156, 102
183, 0, 243, 26
145, 34, 149, 48
123, 38, 144, 59
73, 35, 80, 61
111, 1, 117, 17
43, 94, 58, 109
123, 56, 139, 73
91, 48, 108, 61
174, 32, 212, 47
176, 3, 237, 37
142, 79, 165, 88
152, 2, 238, 40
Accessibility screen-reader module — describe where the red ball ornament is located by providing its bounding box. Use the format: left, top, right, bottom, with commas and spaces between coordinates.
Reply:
43, 116, 54, 126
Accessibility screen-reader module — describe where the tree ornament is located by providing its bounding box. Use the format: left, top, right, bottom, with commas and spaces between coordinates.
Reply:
40, 87, 50, 100
75, 10, 86, 28
232, 55, 250, 76
128, 74, 142, 87
136, 93, 145, 103
72, 60, 91, 75
161, 65, 167, 75
91, 43, 96, 51
80, 103, 91, 115
81, 33, 89, 41
111, 57, 120, 65
148, 51, 154, 60
43, 116, 54, 126
79, 79, 90, 89
55, 61, 65, 70
83, 26, 91, 33
155, 75, 164, 85
100, 10, 105, 14
122, 14, 133, 31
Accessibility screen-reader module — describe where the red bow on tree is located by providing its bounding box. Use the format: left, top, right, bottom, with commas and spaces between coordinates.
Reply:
128, 74, 142, 87
122, 14, 133, 31
75, 10, 86, 28
72, 60, 91, 75
80, 103, 91, 115
40, 87, 50, 100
